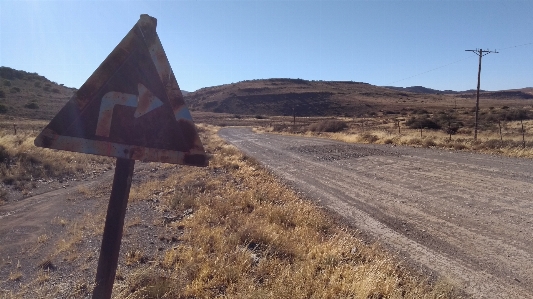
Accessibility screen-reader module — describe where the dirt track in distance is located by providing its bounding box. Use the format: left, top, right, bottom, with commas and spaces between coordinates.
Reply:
219, 127, 533, 299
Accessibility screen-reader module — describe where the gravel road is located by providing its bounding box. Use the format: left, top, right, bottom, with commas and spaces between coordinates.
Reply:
219, 127, 533, 299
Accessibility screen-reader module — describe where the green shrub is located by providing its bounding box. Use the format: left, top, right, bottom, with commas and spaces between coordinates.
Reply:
0, 104, 7, 114
405, 117, 441, 130
412, 109, 429, 115
10, 87, 20, 93
0, 90, 5, 98
0, 145, 9, 163
308, 120, 348, 133
3, 80, 11, 87
24, 102, 39, 109
500, 109, 531, 121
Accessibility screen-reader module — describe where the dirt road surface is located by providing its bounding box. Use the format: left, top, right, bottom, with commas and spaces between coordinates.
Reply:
220, 127, 533, 299
0, 172, 114, 287
0, 163, 183, 297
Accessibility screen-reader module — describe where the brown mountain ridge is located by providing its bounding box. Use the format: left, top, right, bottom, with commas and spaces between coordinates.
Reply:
0, 67, 74, 120
1, 67, 532, 120
185, 78, 533, 117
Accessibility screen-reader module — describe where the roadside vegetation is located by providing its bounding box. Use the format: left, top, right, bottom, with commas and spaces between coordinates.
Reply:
263, 106, 533, 159
116, 125, 459, 298
0, 119, 111, 202
3, 124, 459, 298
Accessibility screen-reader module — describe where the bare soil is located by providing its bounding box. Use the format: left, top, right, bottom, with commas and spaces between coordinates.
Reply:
0, 162, 185, 298
219, 127, 533, 299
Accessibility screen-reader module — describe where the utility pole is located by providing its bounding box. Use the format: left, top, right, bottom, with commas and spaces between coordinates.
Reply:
465, 48, 498, 140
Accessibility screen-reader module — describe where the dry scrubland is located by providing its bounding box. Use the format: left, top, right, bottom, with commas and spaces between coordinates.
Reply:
1, 124, 458, 298
0, 119, 111, 203
258, 113, 533, 159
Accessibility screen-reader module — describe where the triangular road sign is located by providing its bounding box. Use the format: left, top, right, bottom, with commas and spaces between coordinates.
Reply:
35, 14, 207, 167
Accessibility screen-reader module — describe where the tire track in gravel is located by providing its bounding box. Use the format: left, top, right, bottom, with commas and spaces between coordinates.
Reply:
219, 127, 533, 299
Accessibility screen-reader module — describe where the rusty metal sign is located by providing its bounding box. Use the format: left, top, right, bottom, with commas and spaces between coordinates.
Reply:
34, 14, 207, 167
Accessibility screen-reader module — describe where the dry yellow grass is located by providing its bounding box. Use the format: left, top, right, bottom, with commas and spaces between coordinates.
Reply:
2, 123, 460, 298
0, 123, 112, 194
53, 209, 106, 259
8, 271, 22, 282
37, 234, 49, 244
263, 117, 533, 159
113, 124, 459, 298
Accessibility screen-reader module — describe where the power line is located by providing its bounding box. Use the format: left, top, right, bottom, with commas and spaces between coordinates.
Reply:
387, 41, 531, 86
388, 57, 470, 85
496, 42, 533, 51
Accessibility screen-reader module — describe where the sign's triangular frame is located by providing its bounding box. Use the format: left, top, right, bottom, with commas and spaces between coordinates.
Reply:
35, 14, 207, 167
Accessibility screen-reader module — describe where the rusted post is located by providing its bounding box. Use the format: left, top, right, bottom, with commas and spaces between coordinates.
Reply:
92, 158, 135, 299
521, 119, 526, 148
420, 127, 423, 138
499, 120, 502, 141
449, 121, 452, 141
13, 123, 16, 135
397, 120, 401, 135
292, 107, 296, 126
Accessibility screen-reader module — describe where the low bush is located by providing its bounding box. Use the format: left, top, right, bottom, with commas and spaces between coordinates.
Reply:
405, 138, 421, 146
359, 133, 379, 143
412, 109, 429, 115
422, 139, 436, 148
24, 102, 39, 109
405, 117, 441, 130
500, 108, 531, 121
453, 143, 467, 150
308, 120, 348, 132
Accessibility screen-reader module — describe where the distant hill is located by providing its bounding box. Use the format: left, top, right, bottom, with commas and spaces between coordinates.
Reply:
456, 89, 533, 100
2, 66, 531, 120
0, 67, 194, 121
0, 67, 74, 120
382, 85, 484, 95
184, 78, 450, 117
184, 79, 533, 117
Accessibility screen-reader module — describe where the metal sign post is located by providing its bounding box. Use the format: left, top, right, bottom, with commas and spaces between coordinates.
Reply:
34, 14, 208, 299
92, 158, 135, 298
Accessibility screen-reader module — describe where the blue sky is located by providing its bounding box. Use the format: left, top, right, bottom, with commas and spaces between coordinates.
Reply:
1, 0, 532, 92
